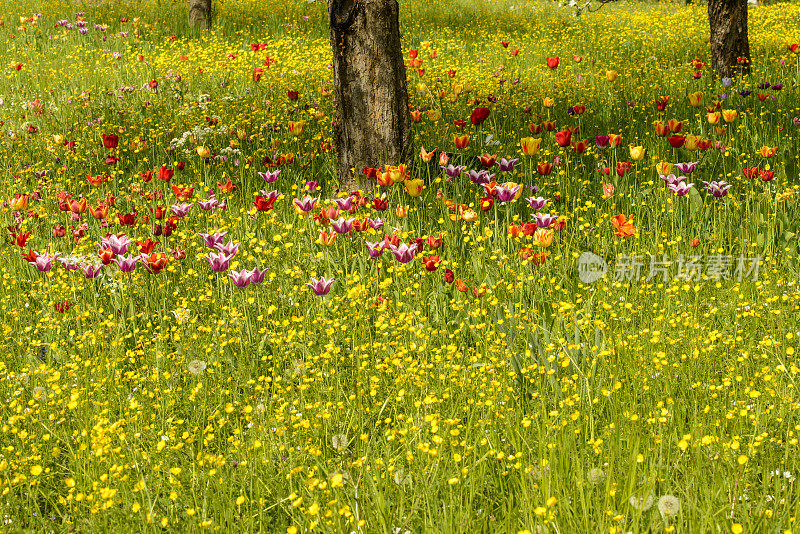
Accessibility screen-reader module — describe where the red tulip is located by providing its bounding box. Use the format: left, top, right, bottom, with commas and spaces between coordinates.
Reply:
554, 130, 572, 147
546, 56, 559, 69
426, 234, 443, 249
253, 195, 277, 212
172, 185, 194, 200
138, 238, 159, 254
742, 166, 760, 179
158, 166, 173, 182
479, 153, 497, 168
668, 135, 685, 148
117, 212, 138, 226
470, 107, 490, 126
759, 169, 775, 182
421, 255, 441, 271
102, 133, 118, 149
98, 248, 116, 265
571, 140, 587, 153
144, 252, 169, 274
537, 163, 553, 176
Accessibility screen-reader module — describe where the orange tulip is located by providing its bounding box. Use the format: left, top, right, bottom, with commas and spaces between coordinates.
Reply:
420, 146, 436, 162
317, 229, 337, 246
8, 194, 29, 211
611, 214, 636, 239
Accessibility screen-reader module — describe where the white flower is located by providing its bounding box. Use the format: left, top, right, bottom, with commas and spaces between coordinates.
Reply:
331, 434, 349, 452
629, 493, 654, 511
587, 467, 605, 486
657, 495, 681, 518
393, 469, 412, 486
187, 359, 207, 375
172, 308, 191, 324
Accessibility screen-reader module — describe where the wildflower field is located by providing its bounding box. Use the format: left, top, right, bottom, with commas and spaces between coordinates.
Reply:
2, 0, 800, 531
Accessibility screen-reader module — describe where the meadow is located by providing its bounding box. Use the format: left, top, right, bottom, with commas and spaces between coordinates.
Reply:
1, 0, 800, 531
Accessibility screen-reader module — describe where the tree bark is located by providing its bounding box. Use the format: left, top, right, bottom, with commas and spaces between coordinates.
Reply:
328, 0, 411, 193
189, 0, 212, 28
708, 0, 750, 78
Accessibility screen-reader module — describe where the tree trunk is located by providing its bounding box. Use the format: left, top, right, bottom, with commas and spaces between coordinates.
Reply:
189, 0, 212, 28
328, 0, 411, 193
708, 0, 750, 78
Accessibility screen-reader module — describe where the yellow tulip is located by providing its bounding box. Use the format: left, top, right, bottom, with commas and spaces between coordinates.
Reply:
8, 194, 29, 211
707, 112, 721, 125
688, 91, 703, 108
533, 228, 554, 247
405, 178, 425, 197
196, 146, 211, 158
656, 162, 673, 176
461, 208, 478, 222
426, 109, 441, 122
629, 146, 645, 161
288, 120, 305, 137
722, 109, 737, 122
605, 70, 618, 82
543, 97, 555, 108
684, 134, 700, 151
520, 137, 541, 156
